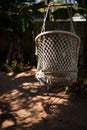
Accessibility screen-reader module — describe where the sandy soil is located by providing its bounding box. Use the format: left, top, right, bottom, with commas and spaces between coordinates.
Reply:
0, 69, 87, 130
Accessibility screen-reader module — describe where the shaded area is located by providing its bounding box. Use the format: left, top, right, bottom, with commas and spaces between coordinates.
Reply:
0, 70, 87, 130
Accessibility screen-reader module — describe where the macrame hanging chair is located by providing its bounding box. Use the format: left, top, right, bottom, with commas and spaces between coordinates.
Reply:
35, 3, 80, 87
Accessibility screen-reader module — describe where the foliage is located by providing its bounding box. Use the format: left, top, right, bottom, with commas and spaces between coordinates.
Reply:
0, 63, 13, 72
0, 60, 33, 72
11, 61, 23, 72
52, 7, 76, 20
49, 0, 87, 20
0, 0, 45, 67
0, 0, 45, 31
65, 85, 70, 94
77, 0, 87, 9
56, 0, 64, 4
77, 0, 87, 19
31, 1, 45, 11
0, 0, 86, 30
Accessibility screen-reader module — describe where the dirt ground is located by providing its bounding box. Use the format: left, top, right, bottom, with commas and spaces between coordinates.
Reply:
0, 69, 87, 130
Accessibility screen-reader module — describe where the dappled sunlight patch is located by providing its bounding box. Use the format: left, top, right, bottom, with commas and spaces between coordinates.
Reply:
22, 82, 33, 89
21, 82, 40, 93
22, 82, 32, 86
1, 70, 87, 129
33, 102, 44, 112
7, 72, 14, 76
22, 82, 39, 88
0, 93, 9, 100
1, 86, 86, 130
0, 71, 74, 129
30, 88, 38, 93
11, 89, 21, 96
4, 90, 23, 101
33, 82, 40, 86
22, 81, 40, 88
10, 98, 24, 111
15, 101, 47, 122
0, 91, 15, 101
10, 96, 48, 128
16, 109, 31, 118
31, 68, 37, 72
22, 82, 40, 86
42, 92, 70, 117
13, 69, 37, 79
13, 71, 32, 79
1, 120, 15, 129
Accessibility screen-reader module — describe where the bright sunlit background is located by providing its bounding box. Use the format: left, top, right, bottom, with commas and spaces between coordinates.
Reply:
36, 0, 76, 3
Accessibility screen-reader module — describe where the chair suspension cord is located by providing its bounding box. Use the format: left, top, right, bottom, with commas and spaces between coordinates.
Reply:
41, 2, 75, 33
41, 4, 50, 33
66, 0, 75, 33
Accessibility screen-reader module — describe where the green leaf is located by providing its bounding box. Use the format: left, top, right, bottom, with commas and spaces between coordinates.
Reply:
31, 1, 45, 11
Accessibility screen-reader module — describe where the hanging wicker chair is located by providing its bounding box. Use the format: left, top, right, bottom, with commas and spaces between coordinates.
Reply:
35, 4, 80, 87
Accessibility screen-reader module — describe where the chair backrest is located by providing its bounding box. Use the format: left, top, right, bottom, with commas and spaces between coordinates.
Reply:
35, 30, 80, 84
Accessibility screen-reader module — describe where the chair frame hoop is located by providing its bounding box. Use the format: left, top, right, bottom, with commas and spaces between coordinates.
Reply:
35, 30, 80, 44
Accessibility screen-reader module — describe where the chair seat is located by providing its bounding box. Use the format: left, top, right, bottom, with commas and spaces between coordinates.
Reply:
35, 30, 80, 86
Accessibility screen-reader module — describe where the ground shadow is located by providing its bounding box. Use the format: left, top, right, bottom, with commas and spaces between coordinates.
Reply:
0, 70, 87, 130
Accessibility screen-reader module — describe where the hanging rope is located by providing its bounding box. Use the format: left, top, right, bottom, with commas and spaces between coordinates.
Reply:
41, 4, 50, 33
66, 0, 75, 33
41, 1, 75, 33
